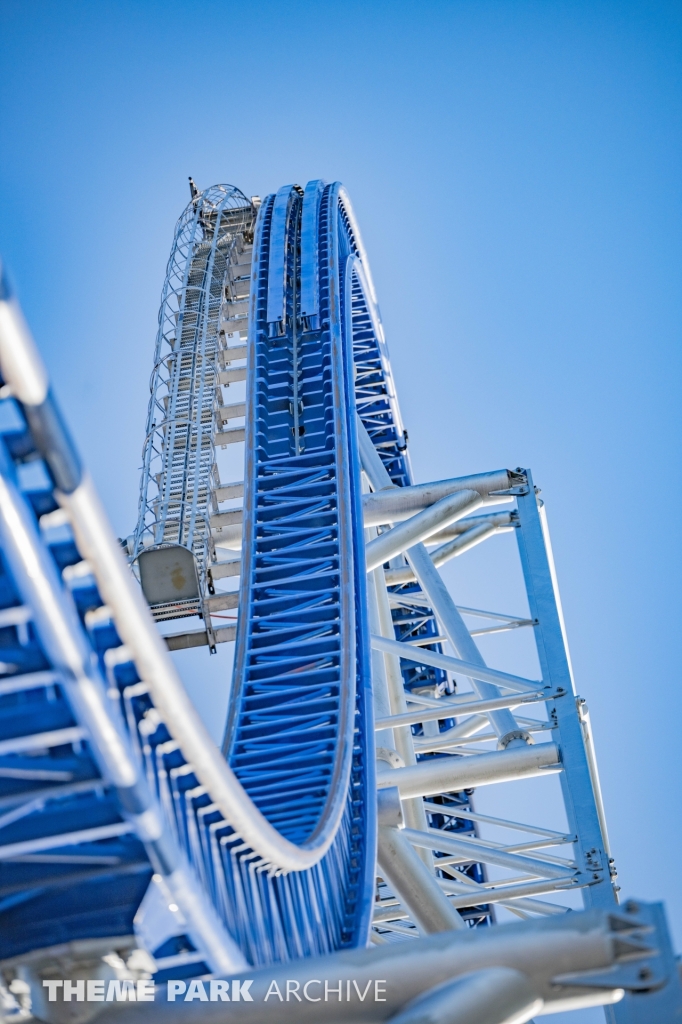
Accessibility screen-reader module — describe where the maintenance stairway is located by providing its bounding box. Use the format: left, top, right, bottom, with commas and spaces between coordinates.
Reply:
0, 182, 679, 1024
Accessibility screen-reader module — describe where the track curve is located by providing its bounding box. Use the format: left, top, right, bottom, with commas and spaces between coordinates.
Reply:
0, 181, 484, 970
0, 181, 398, 968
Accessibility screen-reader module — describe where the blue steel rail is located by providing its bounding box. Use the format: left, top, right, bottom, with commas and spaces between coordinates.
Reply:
224, 182, 375, 958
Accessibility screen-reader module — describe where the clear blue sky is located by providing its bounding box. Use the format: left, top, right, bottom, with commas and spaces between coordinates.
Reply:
1, 1, 680, 1016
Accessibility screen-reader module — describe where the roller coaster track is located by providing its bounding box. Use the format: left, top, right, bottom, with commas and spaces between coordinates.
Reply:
0, 181, 679, 1023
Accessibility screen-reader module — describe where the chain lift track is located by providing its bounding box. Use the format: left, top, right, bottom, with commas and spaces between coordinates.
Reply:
0, 182, 679, 1024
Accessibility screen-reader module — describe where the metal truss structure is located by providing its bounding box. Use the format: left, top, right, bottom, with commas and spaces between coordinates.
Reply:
0, 180, 679, 1024
133, 185, 254, 636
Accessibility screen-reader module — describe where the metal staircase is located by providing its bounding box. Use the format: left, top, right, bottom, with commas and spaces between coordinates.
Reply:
0, 180, 679, 1024
132, 185, 254, 650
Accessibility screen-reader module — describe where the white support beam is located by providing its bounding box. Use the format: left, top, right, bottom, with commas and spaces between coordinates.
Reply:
210, 509, 244, 530
375, 690, 546, 731
377, 742, 561, 799
0, 821, 135, 861
217, 402, 246, 423
208, 558, 240, 580
421, 801, 574, 842
371, 634, 541, 693
214, 426, 246, 446
438, 876, 581, 909
365, 490, 483, 572
384, 523, 508, 585
362, 472, 515, 526
405, 543, 529, 746
213, 481, 244, 502
377, 826, 466, 933
401, 827, 575, 880
383, 967, 541, 1024
0, 726, 86, 757
428, 510, 515, 544
372, 562, 432, 862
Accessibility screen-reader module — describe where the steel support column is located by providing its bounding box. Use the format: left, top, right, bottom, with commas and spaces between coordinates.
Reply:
514, 469, 616, 908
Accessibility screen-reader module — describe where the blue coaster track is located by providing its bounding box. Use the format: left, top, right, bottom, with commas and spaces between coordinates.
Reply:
224, 181, 375, 960
0, 181, 394, 970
